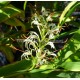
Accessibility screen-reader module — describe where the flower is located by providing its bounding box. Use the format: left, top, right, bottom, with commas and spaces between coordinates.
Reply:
47, 42, 55, 49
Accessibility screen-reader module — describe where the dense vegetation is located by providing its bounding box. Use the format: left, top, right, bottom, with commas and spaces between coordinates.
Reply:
0, 1, 80, 78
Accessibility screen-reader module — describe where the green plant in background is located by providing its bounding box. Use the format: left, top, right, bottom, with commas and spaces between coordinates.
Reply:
0, 1, 28, 63
0, 1, 26, 31
0, 1, 80, 78
56, 1, 80, 69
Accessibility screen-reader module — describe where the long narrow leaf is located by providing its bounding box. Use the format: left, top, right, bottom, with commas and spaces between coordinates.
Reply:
0, 59, 32, 77
58, 1, 78, 28
0, 5, 22, 23
23, 1, 27, 11
59, 1, 77, 24
61, 2, 80, 26
5, 17, 26, 32
61, 62, 80, 71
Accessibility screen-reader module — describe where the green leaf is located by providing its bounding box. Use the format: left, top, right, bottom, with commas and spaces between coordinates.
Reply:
47, 71, 80, 78
0, 46, 14, 63
61, 62, 80, 71
0, 1, 10, 8
28, 69, 80, 78
0, 5, 22, 23
5, 17, 26, 32
23, 1, 27, 11
63, 51, 73, 60
28, 68, 53, 78
59, 1, 77, 24
0, 59, 32, 77
39, 64, 54, 70
58, 30, 80, 61
58, 1, 80, 28
61, 2, 80, 26
54, 71, 80, 78
4, 18, 21, 26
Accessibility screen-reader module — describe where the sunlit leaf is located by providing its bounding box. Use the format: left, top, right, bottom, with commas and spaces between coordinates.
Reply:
58, 29, 80, 64
59, 1, 77, 25
23, 1, 27, 11
58, 1, 80, 28
28, 68, 53, 78
61, 62, 80, 71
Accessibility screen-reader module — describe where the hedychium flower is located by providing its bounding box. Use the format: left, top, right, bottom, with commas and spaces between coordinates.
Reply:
21, 11, 59, 68
47, 42, 55, 49
21, 50, 32, 60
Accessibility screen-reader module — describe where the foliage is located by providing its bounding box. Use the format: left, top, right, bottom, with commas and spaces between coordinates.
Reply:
0, 1, 26, 31
0, 59, 32, 78
0, 1, 29, 63
0, 1, 80, 78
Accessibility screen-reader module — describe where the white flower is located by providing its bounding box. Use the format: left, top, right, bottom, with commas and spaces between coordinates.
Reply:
21, 51, 31, 60
50, 53, 57, 57
47, 42, 55, 49
49, 33, 55, 39
46, 15, 53, 22
31, 20, 39, 25
41, 6, 46, 12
